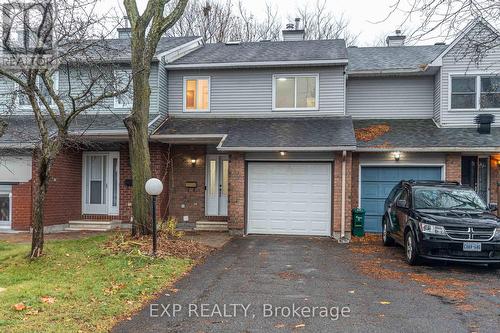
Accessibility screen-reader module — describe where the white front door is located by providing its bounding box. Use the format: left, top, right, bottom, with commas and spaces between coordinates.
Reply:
247, 162, 332, 236
82, 152, 119, 215
0, 185, 12, 229
205, 155, 229, 216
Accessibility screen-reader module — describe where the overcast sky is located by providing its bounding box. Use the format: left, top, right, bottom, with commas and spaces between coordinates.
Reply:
109, 0, 453, 45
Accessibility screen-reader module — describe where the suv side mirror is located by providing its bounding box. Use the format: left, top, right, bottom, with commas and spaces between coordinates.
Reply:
396, 199, 407, 209
488, 203, 498, 212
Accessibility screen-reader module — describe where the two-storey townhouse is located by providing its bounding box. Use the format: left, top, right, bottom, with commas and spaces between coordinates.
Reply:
0, 33, 202, 231
1, 18, 498, 243
348, 18, 500, 233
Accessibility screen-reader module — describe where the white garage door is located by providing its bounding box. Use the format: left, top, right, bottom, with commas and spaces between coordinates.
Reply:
247, 162, 332, 236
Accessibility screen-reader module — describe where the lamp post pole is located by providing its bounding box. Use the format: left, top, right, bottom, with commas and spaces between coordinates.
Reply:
145, 178, 163, 257
152, 195, 157, 256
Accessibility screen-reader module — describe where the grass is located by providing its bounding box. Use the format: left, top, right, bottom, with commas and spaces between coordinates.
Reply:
0, 234, 193, 332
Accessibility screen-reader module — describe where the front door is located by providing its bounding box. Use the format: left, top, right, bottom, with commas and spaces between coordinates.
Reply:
462, 156, 489, 203
83, 152, 120, 215
205, 155, 228, 216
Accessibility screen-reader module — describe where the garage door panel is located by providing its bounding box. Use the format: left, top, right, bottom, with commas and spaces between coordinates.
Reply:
361, 166, 442, 233
247, 162, 332, 236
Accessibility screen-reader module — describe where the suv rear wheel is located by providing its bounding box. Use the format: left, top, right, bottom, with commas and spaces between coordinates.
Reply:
405, 231, 420, 265
382, 217, 394, 246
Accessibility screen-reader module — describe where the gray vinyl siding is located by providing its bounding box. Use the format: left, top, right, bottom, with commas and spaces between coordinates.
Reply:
433, 70, 441, 125
157, 59, 168, 115
346, 76, 434, 118
0, 62, 160, 115
440, 22, 500, 127
167, 66, 346, 116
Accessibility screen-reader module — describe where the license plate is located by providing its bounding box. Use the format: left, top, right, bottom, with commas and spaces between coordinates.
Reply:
463, 242, 482, 252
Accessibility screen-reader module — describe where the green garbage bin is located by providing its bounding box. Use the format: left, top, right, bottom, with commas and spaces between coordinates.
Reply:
352, 208, 366, 237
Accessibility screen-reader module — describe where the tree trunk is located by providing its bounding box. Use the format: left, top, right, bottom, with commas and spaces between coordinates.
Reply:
124, 68, 152, 236
30, 153, 52, 258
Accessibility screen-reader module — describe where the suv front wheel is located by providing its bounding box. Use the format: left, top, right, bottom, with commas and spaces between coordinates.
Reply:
405, 231, 420, 265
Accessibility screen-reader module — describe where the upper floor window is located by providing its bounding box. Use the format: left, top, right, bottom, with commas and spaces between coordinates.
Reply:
273, 74, 319, 111
480, 76, 500, 109
184, 77, 210, 112
450, 75, 500, 110
18, 72, 59, 109
114, 69, 133, 108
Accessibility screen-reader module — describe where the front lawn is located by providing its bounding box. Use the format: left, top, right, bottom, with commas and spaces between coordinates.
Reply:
0, 234, 193, 332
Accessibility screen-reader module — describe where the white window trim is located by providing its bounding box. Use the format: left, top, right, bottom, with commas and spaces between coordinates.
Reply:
81, 151, 120, 216
448, 73, 500, 111
17, 71, 59, 110
0, 187, 12, 226
113, 69, 133, 109
272, 73, 320, 111
183, 76, 211, 113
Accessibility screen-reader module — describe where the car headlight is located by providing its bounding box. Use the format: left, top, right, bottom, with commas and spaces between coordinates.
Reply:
495, 228, 500, 238
419, 222, 446, 235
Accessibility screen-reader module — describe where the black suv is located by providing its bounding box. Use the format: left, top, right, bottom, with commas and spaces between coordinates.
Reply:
382, 180, 500, 266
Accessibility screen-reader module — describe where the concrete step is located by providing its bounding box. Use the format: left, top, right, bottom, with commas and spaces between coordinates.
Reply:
65, 220, 122, 231
195, 221, 228, 232
176, 222, 195, 231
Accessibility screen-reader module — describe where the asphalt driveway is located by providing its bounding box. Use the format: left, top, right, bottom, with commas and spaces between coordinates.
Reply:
113, 235, 500, 333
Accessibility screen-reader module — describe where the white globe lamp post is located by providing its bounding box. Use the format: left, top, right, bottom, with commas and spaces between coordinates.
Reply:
145, 178, 163, 256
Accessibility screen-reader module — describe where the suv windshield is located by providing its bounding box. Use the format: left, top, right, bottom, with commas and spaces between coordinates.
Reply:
413, 187, 487, 211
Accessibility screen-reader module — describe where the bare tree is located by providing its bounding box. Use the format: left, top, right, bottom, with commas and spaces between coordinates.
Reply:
379, 0, 499, 61
294, 0, 360, 45
0, 0, 130, 258
167, 0, 281, 42
123, 0, 188, 236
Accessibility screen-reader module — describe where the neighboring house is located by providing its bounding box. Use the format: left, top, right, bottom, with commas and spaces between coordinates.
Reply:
0, 19, 498, 241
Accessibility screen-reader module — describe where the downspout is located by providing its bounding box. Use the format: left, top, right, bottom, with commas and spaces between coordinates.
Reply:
340, 150, 347, 242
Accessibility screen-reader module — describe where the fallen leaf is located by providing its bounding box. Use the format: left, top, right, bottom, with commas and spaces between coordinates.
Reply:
275, 323, 286, 328
379, 301, 391, 305
13, 303, 26, 311
348, 290, 355, 294
41, 296, 56, 304
294, 323, 305, 328
0, 287, 6, 293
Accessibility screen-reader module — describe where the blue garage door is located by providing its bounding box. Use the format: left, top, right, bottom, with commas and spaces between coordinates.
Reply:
360, 166, 442, 232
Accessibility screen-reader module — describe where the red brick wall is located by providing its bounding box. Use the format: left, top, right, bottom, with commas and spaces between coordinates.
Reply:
351, 153, 360, 210
445, 153, 461, 182
11, 181, 33, 230
40, 149, 83, 226
150, 142, 171, 220
227, 152, 245, 232
168, 145, 206, 224
333, 151, 352, 238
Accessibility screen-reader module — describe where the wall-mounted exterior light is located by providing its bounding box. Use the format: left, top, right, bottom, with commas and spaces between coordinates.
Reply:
190, 158, 196, 166
280, 151, 286, 156
393, 151, 401, 161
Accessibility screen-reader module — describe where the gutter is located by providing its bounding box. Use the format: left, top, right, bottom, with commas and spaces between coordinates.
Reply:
356, 147, 500, 152
166, 59, 349, 70
339, 150, 348, 243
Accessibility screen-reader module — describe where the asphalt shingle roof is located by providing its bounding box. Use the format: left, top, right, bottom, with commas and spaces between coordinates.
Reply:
347, 45, 447, 72
354, 119, 500, 149
0, 113, 160, 146
169, 39, 348, 65
156, 117, 356, 150
84, 36, 199, 62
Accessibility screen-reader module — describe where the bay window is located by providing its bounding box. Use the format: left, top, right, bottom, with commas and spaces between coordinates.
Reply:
450, 75, 500, 110
273, 74, 318, 110
184, 77, 210, 112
